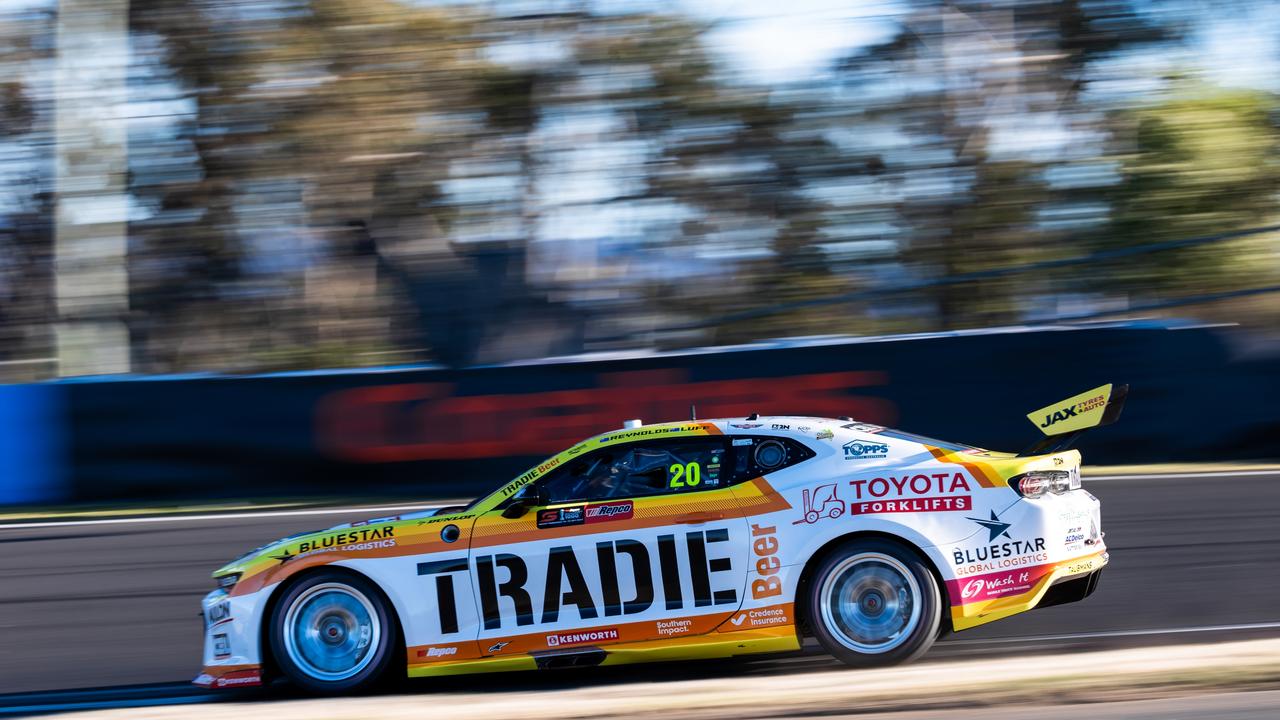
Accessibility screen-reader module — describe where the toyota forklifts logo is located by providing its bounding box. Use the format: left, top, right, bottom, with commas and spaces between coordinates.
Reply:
794, 484, 845, 524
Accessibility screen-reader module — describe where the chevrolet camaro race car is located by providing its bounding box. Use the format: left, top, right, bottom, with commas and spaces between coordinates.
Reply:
197, 384, 1125, 693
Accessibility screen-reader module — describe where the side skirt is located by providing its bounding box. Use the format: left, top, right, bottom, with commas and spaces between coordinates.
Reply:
405, 625, 801, 679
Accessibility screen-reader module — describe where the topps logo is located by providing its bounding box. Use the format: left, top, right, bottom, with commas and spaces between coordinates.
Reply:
843, 439, 889, 459
546, 628, 620, 647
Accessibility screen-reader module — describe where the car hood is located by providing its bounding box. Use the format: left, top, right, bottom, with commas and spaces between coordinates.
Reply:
213, 506, 452, 578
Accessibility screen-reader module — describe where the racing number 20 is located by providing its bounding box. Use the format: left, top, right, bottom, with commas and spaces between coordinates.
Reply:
669, 462, 701, 488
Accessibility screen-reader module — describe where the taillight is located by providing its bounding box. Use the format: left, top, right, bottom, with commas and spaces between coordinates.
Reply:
1013, 469, 1081, 497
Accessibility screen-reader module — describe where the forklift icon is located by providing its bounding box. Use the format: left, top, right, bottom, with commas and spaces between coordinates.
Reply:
795, 483, 845, 524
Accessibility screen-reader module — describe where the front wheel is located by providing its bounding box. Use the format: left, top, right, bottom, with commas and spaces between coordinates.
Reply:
806, 539, 941, 667
268, 570, 399, 694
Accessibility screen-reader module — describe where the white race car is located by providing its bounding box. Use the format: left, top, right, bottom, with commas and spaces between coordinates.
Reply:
197, 385, 1123, 693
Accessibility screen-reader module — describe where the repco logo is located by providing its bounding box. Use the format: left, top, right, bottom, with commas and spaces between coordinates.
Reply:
961, 579, 985, 599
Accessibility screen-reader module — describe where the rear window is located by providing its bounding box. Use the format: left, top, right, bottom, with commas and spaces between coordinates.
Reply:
873, 428, 985, 453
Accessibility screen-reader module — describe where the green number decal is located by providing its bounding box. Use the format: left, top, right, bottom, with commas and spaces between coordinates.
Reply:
670, 461, 700, 488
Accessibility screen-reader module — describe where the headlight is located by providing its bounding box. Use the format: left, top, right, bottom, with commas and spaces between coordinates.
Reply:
1013, 470, 1080, 498
215, 573, 241, 590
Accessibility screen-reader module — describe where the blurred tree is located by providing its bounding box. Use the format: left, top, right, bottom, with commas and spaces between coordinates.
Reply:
835, 0, 1170, 329
1101, 85, 1280, 296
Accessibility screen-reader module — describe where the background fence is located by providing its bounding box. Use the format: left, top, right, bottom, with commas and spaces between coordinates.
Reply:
4, 321, 1276, 506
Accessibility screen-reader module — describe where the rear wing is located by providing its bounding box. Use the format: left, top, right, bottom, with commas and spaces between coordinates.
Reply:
1018, 383, 1128, 457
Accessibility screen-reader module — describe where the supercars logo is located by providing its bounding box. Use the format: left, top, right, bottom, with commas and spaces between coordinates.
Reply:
537, 506, 585, 529
843, 439, 889, 459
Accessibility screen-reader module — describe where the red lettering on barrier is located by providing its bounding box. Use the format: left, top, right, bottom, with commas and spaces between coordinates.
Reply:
315, 371, 894, 462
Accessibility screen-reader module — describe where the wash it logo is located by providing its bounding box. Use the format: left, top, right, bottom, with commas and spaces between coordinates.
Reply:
843, 439, 889, 460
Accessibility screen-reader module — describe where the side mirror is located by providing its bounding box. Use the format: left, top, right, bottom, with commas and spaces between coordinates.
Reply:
502, 484, 548, 519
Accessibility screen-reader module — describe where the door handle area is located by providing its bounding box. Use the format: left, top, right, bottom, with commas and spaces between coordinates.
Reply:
674, 511, 725, 524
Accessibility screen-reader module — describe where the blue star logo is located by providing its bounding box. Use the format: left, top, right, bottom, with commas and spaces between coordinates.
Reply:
968, 510, 1012, 541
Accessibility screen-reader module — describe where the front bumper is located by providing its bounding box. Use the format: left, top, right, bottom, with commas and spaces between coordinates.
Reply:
193, 586, 268, 689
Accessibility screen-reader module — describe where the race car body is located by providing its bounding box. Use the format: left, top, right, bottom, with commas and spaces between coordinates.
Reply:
196, 385, 1122, 693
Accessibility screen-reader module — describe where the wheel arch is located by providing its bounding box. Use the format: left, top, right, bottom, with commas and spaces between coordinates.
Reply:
792, 530, 953, 639
256, 564, 408, 683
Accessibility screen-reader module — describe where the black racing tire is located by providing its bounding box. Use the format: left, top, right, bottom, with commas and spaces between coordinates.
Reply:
268, 570, 400, 694
806, 538, 941, 667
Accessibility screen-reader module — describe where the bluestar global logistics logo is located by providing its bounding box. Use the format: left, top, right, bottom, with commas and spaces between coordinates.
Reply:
967, 510, 1013, 541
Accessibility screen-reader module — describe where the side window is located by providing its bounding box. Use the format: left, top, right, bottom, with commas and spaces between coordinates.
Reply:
729, 436, 815, 481
541, 439, 729, 503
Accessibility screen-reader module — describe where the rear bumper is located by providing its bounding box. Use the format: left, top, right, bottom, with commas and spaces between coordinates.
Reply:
1036, 567, 1104, 610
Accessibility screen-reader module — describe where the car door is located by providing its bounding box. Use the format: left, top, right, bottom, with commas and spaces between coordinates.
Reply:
466, 436, 751, 656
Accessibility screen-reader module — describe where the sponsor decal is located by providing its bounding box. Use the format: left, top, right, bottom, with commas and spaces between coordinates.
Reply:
206, 601, 231, 627
487, 641, 511, 653
425, 513, 475, 524
1064, 526, 1086, 550
851, 496, 971, 515
212, 633, 231, 658
953, 566, 1043, 603
952, 509, 1048, 576
771, 423, 791, 430
503, 457, 564, 497
848, 472, 971, 500
794, 484, 845, 525
417, 646, 458, 658
842, 423, 883, 433
297, 526, 395, 554
843, 439, 889, 459
418, 529, 740, 634
537, 506, 585, 529
196, 668, 262, 688
657, 619, 693, 636
728, 606, 790, 628
597, 425, 705, 444
1039, 393, 1106, 429
730, 423, 763, 429
546, 628, 620, 647
797, 426, 811, 433
968, 510, 1013, 541
750, 524, 783, 599
585, 501, 633, 524
566, 443, 589, 456
815, 429, 834, 440
732, 438, 754, 446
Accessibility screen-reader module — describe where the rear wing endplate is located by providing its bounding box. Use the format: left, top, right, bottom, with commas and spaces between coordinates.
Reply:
1018, 383, 1128, 457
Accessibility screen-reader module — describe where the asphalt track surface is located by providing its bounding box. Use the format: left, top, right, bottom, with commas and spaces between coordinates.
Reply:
2, 472, 1280, 715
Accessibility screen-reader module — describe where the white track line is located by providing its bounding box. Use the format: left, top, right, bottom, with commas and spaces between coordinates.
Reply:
5, 470, 1280, 530
1084, 469, 1280, 481
943, 621, 1280, 645
0, 503, 452, 530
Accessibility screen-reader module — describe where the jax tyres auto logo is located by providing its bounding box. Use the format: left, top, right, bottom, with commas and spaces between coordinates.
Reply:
546, 628, 619, 647
843, 439, 889, 460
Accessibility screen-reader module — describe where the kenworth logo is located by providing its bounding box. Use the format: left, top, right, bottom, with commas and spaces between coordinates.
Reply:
843, 439, 889, 459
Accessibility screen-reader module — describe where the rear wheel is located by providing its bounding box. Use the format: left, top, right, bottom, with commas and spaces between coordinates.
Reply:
269, 571, 399, 694
806, 539, 940, 667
